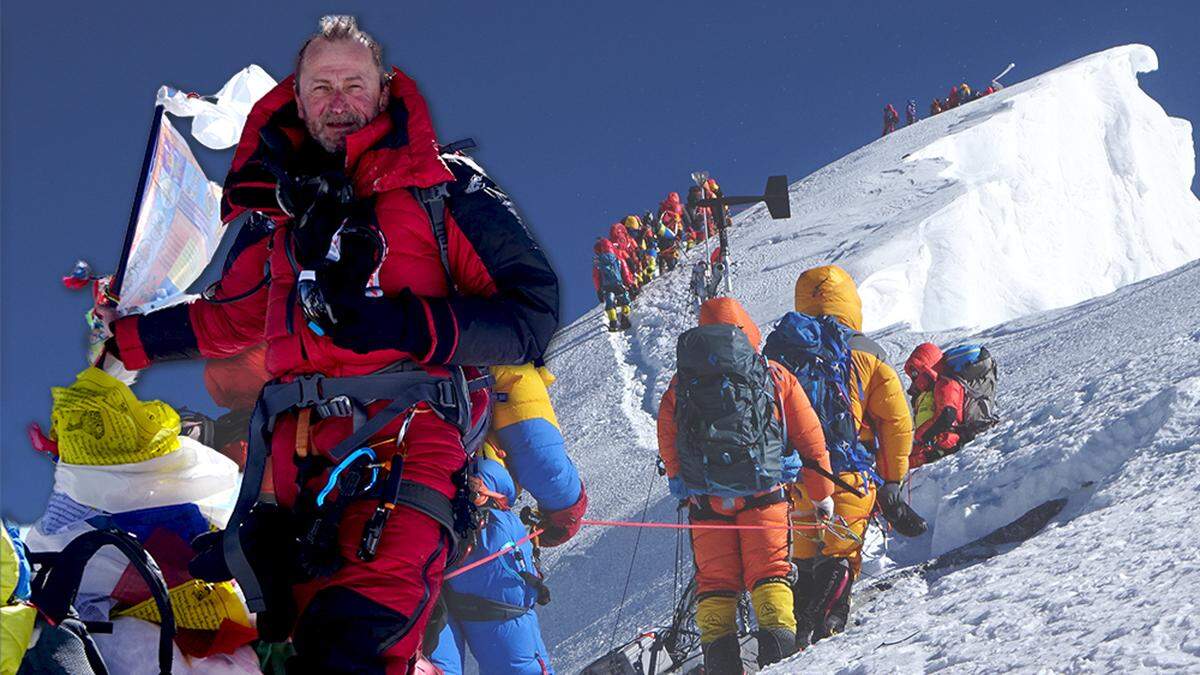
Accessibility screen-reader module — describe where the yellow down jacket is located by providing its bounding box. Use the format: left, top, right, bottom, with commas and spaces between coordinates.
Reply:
793, 265, 913, 482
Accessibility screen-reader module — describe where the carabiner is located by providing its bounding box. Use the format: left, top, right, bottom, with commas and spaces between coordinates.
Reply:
316, 447, 379, 507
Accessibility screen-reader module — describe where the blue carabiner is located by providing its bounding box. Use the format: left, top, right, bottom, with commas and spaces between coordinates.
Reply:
316, 447, 378, 507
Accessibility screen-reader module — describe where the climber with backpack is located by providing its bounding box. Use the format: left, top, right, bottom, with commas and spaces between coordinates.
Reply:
904, 343, 1000, 467
762, 265, 924, 650
658, 296, 834, 673
426, 459, 554, 675
428, 361, 580, 673
658, 214, 682, 273
609, 222, 643, 294
593, 237, 634, 332
882, 104, 900, 136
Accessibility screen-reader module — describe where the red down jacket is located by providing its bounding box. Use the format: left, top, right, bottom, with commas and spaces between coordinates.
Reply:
112, 68, 559, 504
592, 237, 634, 292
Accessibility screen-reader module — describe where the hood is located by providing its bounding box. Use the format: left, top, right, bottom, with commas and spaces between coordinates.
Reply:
699, 297, 761, 350
905, 342, 944, 381
666, 192, 681, 206
794, 265, 863, 331
624, 215, 642, 230
610, 223, 628, 242
476, 458, 517, 503
594, 238, 616, 255
222, 67, 454, 224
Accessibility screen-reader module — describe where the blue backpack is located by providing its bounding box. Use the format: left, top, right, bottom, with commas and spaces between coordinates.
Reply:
763, 312, 879, 483
594, 251, 624, 290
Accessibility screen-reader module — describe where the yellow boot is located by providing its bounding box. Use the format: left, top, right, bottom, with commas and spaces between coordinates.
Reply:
604, 308, 619, 332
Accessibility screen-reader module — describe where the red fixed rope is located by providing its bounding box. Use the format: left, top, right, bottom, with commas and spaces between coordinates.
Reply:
444, 514, 876, 579
444, 528, 543, 580
579, 517, 868, 531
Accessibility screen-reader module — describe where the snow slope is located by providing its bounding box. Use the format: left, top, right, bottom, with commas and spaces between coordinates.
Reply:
536, 44, 1200, 673
768, 257, 1200, 674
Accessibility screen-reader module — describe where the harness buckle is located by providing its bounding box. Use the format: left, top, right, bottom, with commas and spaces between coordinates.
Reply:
294, 374, 325, 408
315, 395, 353, 419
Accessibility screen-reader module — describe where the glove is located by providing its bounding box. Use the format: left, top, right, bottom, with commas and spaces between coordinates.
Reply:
667, 476, 690, 501
326, 288, 433, 356
933, 432, 960, 451
811, 495, 835, 522
279, 170, 355, 269
537, 483, 588, 548
923, 406, 957, 442
780, 452, 802, 483
877, 481, 927, 538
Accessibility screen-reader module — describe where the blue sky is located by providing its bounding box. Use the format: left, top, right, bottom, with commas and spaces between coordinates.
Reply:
3, 1, 1198, 521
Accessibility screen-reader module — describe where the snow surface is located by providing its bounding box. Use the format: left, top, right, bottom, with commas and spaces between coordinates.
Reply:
536, 44, 1200, 673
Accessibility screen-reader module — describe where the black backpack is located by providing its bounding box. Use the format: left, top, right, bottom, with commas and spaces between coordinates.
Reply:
942, 344, 1000, 441
22, 529, 176, 675
674, 324, 786, 496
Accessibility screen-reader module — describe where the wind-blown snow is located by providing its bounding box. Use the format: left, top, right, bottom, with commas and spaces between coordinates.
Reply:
535, 44, 1200, 673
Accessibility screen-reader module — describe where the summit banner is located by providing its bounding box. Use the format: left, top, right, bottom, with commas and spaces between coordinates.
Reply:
112, 107, 223, 317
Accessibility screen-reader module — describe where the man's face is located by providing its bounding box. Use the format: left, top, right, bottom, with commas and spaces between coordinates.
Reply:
295, 39, 388, 153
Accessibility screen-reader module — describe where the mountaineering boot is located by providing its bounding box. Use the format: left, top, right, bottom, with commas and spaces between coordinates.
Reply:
794, 558, 851, 650
701, 635, 744, 675
791, 561, 818, 649
755, 627, 797, 668
814, 572, 854, 642
750, 579, 797, 667
619, 312, 632, 331
878, 481, 927, 537
607, 318, 620, 332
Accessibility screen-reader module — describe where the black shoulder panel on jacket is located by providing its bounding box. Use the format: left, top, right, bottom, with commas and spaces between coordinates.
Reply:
439, 155, 560, 364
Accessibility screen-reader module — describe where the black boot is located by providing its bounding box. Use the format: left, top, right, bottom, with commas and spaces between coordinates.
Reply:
701, 634, 743, 675
794, 558, 850, 650
813, 572, 854, 642
755, 626, 797, 668
619, 312, 632, 330
607, 318, 619, 332
791, 561, 817, 649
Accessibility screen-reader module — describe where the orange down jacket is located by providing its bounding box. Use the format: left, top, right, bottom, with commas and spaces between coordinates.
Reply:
657, 297, 834, 504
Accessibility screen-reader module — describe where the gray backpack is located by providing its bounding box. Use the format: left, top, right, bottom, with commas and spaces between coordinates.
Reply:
674, 325, 785, 496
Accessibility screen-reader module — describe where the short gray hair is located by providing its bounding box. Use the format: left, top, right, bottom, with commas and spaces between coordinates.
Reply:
295, 15, 390, 88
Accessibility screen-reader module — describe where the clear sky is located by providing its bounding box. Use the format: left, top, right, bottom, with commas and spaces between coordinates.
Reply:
3, 1, 1198, 521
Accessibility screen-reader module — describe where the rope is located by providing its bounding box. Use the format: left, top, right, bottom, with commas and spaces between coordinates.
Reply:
443, 528, 543, 581
607, 467, 657, 653
445, 510, 867, 582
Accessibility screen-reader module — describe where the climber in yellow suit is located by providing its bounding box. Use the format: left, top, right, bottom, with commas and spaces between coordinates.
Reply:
780, 265, 922, 648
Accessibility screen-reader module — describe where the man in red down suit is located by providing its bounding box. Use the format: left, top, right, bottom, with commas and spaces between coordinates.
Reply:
104, 16, 559, 674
